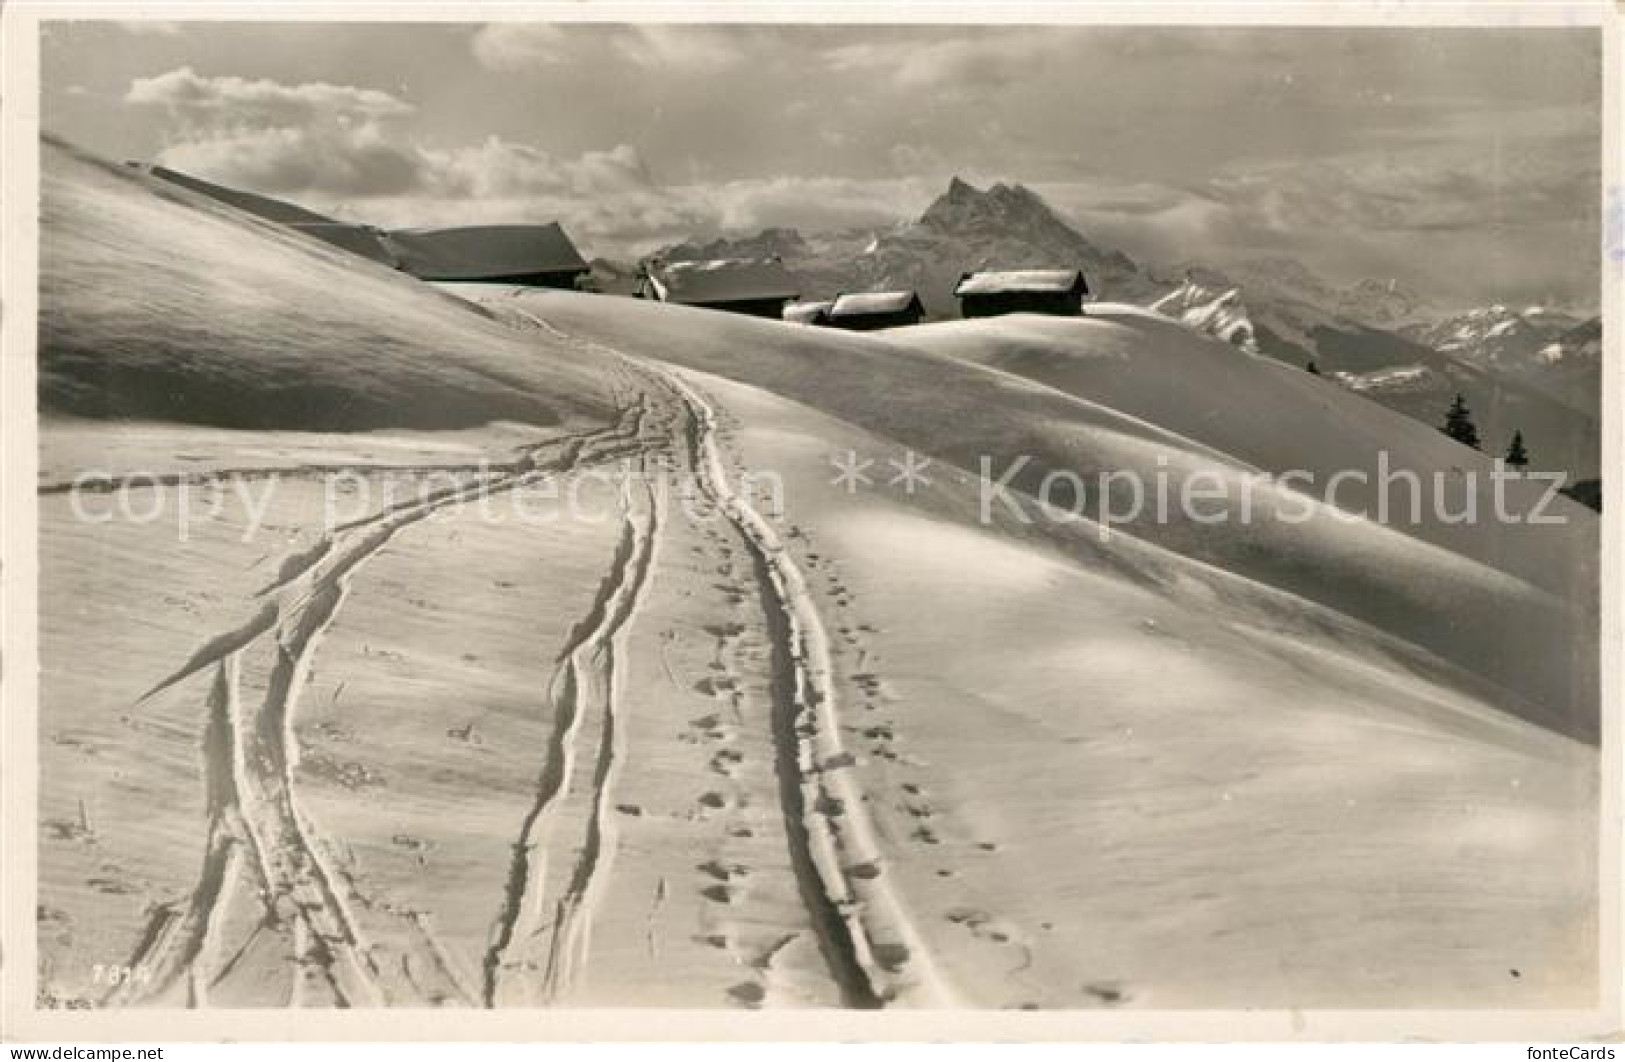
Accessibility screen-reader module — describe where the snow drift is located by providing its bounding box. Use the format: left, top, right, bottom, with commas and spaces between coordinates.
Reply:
480, 289, 1598, 742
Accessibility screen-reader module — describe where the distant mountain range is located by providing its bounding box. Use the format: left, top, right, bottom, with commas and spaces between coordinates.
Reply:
654, 176, 1160, 317
647, 177, 1599, 476
1401, 306, 1601, 416
1404, 303, 1589, 370
1178, 257, 1444, 329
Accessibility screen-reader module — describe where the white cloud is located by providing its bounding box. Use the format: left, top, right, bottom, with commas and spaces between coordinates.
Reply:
157, 124, 423, 196
307, 172, 932, 262
470, 23, 570, 71
1034, 145, 1599, 303
825, 31, 1059, 91
120, 67, 684, 246
609, 25, 741, 72
126, 66, 414, 127
128, 66, 421, 196
319, 187, 717, 260
704, 176, 928, 235
417, 136, 653, 198
472, 22, 744, 74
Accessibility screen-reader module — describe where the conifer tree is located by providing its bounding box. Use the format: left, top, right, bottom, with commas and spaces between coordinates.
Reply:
1441, 393, 1481, 450
1504, 429, 1529, 469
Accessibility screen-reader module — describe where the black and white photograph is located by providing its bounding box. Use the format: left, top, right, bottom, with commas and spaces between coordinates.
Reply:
2, 1, 1618, 1043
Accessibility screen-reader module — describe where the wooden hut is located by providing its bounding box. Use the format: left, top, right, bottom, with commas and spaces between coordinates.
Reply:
954, 269, 1090, 318
827, 290, 926, 330
385, 224, 590, 288
639, 257, 799, 318
139, 164, 592, 288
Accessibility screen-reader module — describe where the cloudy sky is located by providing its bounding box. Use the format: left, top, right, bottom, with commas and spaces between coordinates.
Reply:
42, 20, 1603, 308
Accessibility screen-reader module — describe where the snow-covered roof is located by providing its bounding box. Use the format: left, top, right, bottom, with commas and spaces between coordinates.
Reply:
783, 299, 834, 323
954, 269, 1089, 296
387, 223, 589, 281
139, 165, 589, 281
829, 290, 923, 317
645, 257, 799, 305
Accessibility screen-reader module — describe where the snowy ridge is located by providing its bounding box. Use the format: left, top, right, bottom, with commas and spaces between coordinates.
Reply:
1149, 277, 1260, 353
1404, 304, 1589, 369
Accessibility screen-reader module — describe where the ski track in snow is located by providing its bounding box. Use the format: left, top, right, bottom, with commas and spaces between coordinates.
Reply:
509, 307, 956, 1009
482, 450, 662, 1006
99, 303, 951, 1009
109, 407, 652, 1007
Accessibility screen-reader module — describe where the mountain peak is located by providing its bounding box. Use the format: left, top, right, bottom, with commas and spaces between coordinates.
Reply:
987, 180, 1032, 198
920, 177, 1068, 237
907, 176, 1142, 284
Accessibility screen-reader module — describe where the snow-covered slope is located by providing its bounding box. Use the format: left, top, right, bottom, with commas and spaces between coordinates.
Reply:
469, 287, 1597, 1008
493, 291, 1598, 740
41, 136, 614, 432
33, 138, 1600, 1015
